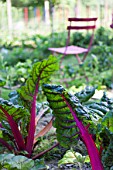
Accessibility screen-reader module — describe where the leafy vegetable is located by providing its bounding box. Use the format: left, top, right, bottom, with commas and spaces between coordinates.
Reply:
0, 56, 59, 160
43, 84, 104, 170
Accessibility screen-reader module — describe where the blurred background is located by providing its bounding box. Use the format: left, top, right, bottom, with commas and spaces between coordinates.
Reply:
0, 0, 113, 98
0, 0, 113, 35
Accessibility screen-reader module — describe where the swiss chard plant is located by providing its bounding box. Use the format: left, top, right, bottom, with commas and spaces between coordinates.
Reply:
43, 84, 113, 170
0, 56, 59, 169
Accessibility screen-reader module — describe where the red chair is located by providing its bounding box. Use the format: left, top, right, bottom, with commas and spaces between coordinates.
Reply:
48, 17, 97, 65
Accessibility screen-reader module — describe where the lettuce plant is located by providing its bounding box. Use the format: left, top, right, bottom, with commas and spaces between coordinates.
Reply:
0, 56, 59, 162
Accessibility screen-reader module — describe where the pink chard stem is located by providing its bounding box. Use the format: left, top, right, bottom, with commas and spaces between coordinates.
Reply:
26, 82, 39, 156
0, 106, 26, 151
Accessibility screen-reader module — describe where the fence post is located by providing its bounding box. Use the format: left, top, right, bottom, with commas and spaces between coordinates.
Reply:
6, 0, 13, 33
24, 7, 28, 26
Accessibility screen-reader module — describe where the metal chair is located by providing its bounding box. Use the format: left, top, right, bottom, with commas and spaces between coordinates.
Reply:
48, 17, 97, 65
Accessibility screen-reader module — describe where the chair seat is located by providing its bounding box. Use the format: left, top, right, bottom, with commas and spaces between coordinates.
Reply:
48, 45, 88, 55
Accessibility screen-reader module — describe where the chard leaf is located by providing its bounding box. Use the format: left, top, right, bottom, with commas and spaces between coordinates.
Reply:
0, 98, 29, 122
102, 110, 113, 133
75, 86, 95, 103
0, 98, 29, 151
0, 105, 26, 151
18, 56, 58, 156
43, 84, 104, 170
43, 84, 91, 147
18, 56, 59, 109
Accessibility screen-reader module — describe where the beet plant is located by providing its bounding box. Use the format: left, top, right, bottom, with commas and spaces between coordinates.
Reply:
0, 56, 59, 169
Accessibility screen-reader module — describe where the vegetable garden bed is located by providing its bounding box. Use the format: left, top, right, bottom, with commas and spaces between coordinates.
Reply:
0, 27, 113, 169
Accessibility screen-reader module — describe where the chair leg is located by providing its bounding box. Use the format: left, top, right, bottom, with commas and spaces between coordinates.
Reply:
60, 53, 67, 66
75, 54, 82, 64
82, 52, 88, 62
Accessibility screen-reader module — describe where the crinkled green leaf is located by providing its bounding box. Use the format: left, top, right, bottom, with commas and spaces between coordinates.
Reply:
101, 92, 113, 106
75, 86, 95, 103
0, 98, 29, 122
8, 90, 19, 105
43, 84, 104, 170
43, 84, 90, 148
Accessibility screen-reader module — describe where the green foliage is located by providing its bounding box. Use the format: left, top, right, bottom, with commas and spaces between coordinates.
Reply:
0, 153, 46, 170
0, 56, 59, 160
0, 98, 29, 122
102, 111, 113, 132
0, 27, 112, 90
96, 110, 113, 169
58, 148, 90, 167
2, 48, 33, 66
18, 55, 59, 109
75, 86, 95, 103
1, 27, 113, 168
0, 78, 6, 87
43, 84, 107, 169
102, 135, 113, 170
0, 88, 11, 100
91, 45, 113, 71
94, 27, 113, 46
44, 84, 113, 168
72, 32, 91, 48
43, 84, 93, 148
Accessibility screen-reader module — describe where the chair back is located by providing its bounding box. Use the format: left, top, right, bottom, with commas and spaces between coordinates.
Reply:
67, 17, 97, 30
66, 17, 97, 62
